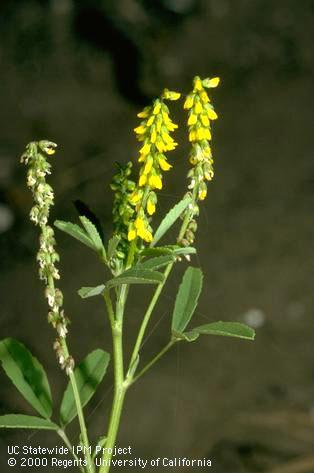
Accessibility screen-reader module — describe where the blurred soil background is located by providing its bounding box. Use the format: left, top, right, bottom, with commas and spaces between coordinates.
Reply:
0, 0, 313, 472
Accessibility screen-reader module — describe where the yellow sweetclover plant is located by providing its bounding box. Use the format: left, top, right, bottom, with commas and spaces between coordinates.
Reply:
0, 77, 255, 473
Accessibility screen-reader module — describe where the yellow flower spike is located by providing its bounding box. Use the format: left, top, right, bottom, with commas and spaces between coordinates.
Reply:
139, 174, 147, 187
207, 108, 218, 120
158, 156, 172, 171
194, 101, 203, 114
149, 174, 162, 189
188, 114, 197, 125
147, 199, 156, 215
140, 142, 151, 155
153, 102, 161, 115
184, 95, 194, 109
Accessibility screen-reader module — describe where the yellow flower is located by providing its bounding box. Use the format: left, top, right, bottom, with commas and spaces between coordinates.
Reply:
194, 101, 203, 114
129, 191, 142, 204
153, 102, 161, 115
200, 114, 209, 126
158, 156, 172, 171
139, 174, 147, 186
207, 108, 218, 120
137, 107, 150, 118
199, 189, 207, 200
149, 174, 162, 189
147, 115, 155, 126
207, 77, 220, 88
194, 77, 203, 91
46, 148, 56, 155
128, 228, 136, 241
134, 125, 146, 134
150, 129, 157, 143
143, 156, 153, 175
162, 89, 181, 101
188, 114, 197, 125
147, 199, 156, 215
184, 95, 194, 109
137, 227, 153, 242
140, 143, 151, 155
134, 216, 145, 230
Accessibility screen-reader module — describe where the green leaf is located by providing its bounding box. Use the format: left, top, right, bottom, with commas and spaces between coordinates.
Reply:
107, 235, 120, 260
137, 255, 175, 270
0, 339, 52, 419
79, 216, 106, 259
179, 322, 256, 342
171, 267, 203, 333
0, 414, 58, 430
60, 349, 110, 426
152, 197, 191, 246
54, 220, 95, 250
78, 285, 106, 299
107, 268, 164, 288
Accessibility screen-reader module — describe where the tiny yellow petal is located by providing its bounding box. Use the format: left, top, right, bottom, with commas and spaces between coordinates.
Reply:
184, 95, 194, 109
128, 229, 136, 241
135, 217, 145, 230
207, 108, 218, 120
150, 130, 157, 143
200, 114, 209, 126
156, 139, 165, 152
137, 107, 150, 118
199, 190, 207, 200
46, 148, 55, 155
158, 156, 172, 171
189, 130, 196, 142
147, 200, 156, 215
140, 143, 151, 155
134, 125, 146, 134
153, 102, 161, 115
200, 91, 209, 103
194, 78, 203, 91
147, 115, 155, 126
208, 77, 220, 88
149, 174, 162, 189
194, 102, 203, 114
204, 128, 212, 140
139, 174, 147, 186
143, 158, 153, 175
188, 114, 197, 125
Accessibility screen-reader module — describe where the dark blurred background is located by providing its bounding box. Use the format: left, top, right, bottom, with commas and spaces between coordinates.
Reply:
0, 1, 313, 472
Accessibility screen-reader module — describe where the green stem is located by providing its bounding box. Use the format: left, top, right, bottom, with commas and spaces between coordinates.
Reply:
130, 340, 175, 385
61, 340, 94, 473
99, 316, 126, 473
57, 429, 86, 473
128, 262, 174, 373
